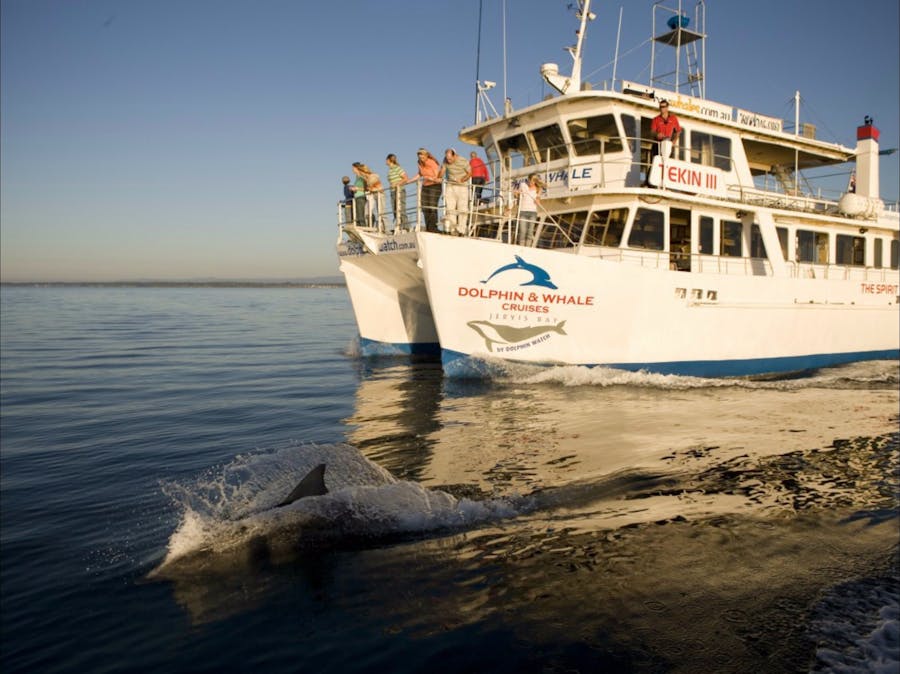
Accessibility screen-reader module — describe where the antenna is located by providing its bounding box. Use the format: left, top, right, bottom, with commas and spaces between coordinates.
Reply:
474, 0, 484, 123
612, 6, 623, 89
477, 81, 499, 122
541, 0, 595, 95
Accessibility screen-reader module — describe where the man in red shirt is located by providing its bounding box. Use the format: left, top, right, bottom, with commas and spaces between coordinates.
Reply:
651, 99, 681, 146
469, 151, 490, 204
645, 99, 681, 186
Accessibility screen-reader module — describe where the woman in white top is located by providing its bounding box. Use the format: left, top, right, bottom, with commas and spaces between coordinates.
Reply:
516, 173, 542, 246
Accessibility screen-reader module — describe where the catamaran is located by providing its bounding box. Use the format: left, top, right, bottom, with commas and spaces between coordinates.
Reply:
338, 0, 899, 376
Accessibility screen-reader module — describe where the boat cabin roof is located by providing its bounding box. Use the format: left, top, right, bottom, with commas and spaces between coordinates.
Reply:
459, 90, 855, 172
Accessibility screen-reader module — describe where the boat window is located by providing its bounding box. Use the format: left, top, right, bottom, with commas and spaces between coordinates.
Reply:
796, 230, 829, 264
721, 220, 742, 257
690, 131, 732, 171
622, 115, 637, 152
537, 211, 587, 248
891, 239, 899, 269
529, 124, 567, 162
567, 114, 623, 156
873, 238, 883, 269
836, 234, 865, 267
485, 143, 499, 166
629, 208, 664, 250
699, 216, 714, 254
582, 208, 629, 247
776, 227, 789, 259
750, 224, 767, 259
498, 133, 535, 170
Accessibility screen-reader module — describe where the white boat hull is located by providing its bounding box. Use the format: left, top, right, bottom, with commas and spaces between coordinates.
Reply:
337, 230, 438, 356
417, 232, 899, 377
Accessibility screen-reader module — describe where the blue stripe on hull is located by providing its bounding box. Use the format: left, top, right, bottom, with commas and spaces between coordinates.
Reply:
441, 348, 900, 379
359, 337, 441, 358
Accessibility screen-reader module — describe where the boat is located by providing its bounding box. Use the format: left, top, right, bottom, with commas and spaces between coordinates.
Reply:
337, 221, 438, 356
410, 0, 900, 377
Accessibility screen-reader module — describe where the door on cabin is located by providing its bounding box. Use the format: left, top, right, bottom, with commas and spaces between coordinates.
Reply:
669, 208, 692, 271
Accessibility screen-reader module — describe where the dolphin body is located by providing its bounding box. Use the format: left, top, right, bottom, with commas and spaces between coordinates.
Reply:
150, 452, 517, 579
466, 320, 567, 352
481, 255, 558, 289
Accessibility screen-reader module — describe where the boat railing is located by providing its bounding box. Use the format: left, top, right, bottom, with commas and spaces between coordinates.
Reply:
491, 135, 898, 221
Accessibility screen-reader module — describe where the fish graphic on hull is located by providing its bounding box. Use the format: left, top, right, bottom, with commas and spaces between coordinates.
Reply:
481, 256, 558, 290
467, 320, 567, 352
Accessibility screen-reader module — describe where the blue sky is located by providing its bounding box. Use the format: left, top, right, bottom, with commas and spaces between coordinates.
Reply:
2, 0, 897, 281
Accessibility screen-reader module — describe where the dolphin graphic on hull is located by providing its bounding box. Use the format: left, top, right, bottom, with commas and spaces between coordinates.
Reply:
466, 320, 567, 352
481, 256, 558, 289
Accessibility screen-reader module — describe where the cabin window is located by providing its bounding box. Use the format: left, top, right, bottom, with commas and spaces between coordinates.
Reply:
622, 114, 637, 152
873, 238, 883, 269
699, 216, 714, 254
690, 131, 732, 171
836, 235, 865, 267
891, 239, 899, 269
582, 208, 628, 247
796, 230, 829, 264
720, 220, 742, 257
498, 133, 535, 170
750, 224, 767, 259
629, 208, 664, 250
537, 210, 586, 249
568, 114, 623, 156
529, 124, 567, 162
776, 227, 789, 259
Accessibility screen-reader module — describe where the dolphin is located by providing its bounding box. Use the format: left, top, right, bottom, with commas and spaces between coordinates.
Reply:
466, 320, 567, 352
480, 255, 558, 289
275, 463, 328, 507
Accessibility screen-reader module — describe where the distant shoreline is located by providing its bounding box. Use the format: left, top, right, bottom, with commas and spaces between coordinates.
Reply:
0, 281, 346, 288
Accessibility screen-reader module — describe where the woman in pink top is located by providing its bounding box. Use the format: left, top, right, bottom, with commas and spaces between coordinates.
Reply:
408, 148, 442, 232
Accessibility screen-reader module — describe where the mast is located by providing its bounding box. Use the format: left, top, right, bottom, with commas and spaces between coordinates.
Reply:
541, 0, 596, 95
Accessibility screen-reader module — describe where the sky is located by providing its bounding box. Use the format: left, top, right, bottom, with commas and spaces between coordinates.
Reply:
1, 0, 898, 282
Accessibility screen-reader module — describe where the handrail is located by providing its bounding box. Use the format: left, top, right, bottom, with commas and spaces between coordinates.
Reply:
337, 135, 899, 249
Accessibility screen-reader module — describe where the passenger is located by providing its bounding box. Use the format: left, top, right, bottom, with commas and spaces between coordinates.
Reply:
356, 163, 386, 231
645, 99, 681, 186
516, 173, 542, 247
439, 148, 471, 236
469, 151, 490, 204
407, 148, 442, 232
350, 163, 368, 228
341, 176, 354, 224
385, 154, 409, 231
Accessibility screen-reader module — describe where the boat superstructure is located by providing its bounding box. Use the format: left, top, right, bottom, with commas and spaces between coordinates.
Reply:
411, 0, 899, 376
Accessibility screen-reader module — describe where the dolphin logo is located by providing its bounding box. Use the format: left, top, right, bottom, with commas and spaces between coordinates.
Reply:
466, 320, 567, 352
480, 255, 558, 289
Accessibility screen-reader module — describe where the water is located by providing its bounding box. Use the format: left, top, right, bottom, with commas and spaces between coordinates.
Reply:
1, 286, 897, 674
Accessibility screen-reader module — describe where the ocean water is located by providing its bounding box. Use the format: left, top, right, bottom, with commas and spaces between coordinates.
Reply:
1, 286, 897, 674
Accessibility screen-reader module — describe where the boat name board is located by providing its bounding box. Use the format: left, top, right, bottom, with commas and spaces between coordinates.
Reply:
622, 81, 783, 132
650, 156, 726, 197
860, 283, 898, 295
545, 163, 601, 189
735, 108, 783, 133
338, 241, 366, 257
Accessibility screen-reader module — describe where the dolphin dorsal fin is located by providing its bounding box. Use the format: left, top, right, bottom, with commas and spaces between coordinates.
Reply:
276, 463, 328, 507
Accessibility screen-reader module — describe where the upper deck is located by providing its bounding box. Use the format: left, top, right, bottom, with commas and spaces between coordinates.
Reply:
458, 85, 897, 227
